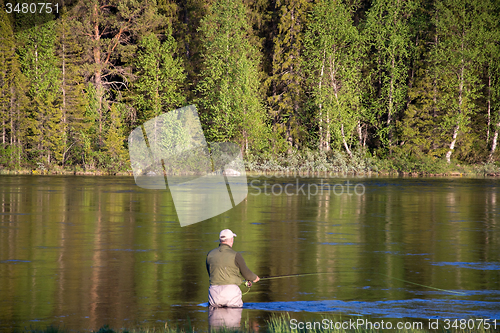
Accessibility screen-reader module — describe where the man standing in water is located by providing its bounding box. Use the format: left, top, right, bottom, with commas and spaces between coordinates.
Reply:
206, 229, 260, 307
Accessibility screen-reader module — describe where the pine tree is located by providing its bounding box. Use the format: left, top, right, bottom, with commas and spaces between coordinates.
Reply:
74, 0, 166, 147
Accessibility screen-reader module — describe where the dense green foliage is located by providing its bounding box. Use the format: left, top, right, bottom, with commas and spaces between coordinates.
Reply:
1, 0, 500, 172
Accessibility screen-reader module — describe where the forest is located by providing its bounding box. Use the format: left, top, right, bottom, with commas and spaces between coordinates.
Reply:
1, 0, 500, 173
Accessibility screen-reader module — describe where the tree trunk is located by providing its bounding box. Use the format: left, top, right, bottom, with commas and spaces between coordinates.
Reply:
318, 49, 326, 151
325, 107, 330, 152
487, 72, 491, 144
357, 121, 363, 146
10, 115, 13, 145
445, 123, 460, 163
446, 62, 464, 164
1, 113, 4, 144
387, 56, 395, 147
489, 126, 499, 162
1, 68, 6, 144
61, 28, 67, 164
433, 18, 438, 118
341, 124, 352, 158
406, 35, 418, 110
330, 54, 346, 156
287, 6, 295, 153
11, 85, 17, 164
93, 2, 104, 146
184, 4, 190, 59
245, 130, 248, 154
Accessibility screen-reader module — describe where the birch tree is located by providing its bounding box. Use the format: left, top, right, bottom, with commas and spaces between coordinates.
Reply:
365, 0, 417, 149
305, 0, 364, 156
485, 4, 500, 162
196, 0, 268, 153
432, 0, 492, 163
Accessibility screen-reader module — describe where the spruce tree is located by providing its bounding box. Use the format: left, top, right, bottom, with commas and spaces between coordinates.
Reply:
174, 0, 212, 101
398, 1, 441, 158
55, 12, 87, 166
0, 9, 15, 147
0, 7, 29, 168
17, 21, 63, 166
103, 104, 127, 171
268, 0, 311, 153
133, 29, 186, 123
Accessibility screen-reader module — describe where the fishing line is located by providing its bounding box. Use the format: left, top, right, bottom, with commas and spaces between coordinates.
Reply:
377, 273, 467, 295
241, 271, 466, 296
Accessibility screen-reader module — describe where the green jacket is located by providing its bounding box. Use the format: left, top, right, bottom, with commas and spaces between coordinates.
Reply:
206, 244, 258, 286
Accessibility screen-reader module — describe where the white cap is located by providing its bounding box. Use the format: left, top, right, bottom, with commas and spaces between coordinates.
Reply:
219, 229, 237, 240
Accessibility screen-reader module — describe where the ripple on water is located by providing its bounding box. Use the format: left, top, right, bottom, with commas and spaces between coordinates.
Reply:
240, 297, 500, 319
431, 262, 500, 270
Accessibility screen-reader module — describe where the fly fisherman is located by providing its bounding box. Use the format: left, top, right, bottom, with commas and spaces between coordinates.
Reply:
206, 229, 260, 307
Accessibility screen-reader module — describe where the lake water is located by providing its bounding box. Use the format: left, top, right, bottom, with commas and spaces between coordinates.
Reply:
0, 175, 499, 331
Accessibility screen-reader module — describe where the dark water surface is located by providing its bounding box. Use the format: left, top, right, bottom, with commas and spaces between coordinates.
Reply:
0, 175, 499, 331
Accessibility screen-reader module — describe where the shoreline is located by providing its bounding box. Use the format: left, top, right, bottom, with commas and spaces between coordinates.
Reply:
1, 168, 499, 177
2, 149, 500, 178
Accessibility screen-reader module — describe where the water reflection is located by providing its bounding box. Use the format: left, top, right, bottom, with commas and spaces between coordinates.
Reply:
0, 175, 499, 331
208, 306, 242, 330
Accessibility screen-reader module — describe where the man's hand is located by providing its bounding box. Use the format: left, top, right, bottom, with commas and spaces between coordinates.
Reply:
244, 276, 259, 288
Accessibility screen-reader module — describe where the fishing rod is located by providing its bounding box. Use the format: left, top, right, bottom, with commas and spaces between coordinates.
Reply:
242, 272, 334, 294
244, 272, 334, 287
260, 272, 333, 281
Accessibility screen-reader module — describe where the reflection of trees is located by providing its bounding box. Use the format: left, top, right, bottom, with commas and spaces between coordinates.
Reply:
89, 194, 104, 329
1, 177, 500, 329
